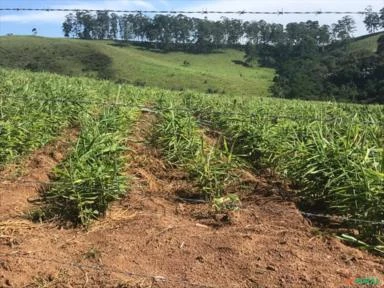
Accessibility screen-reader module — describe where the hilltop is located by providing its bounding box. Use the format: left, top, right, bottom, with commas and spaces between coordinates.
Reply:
1, 33, 382, 100
0, 36, 274, 98
349, 31, 384, 52
264, 31, 384, 103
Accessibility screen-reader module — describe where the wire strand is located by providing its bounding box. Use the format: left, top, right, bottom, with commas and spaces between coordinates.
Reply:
0, 8, 374, 15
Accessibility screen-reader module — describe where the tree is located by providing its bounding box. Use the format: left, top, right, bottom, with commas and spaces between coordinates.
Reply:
258, 20, 271, 44
119, 14, 134, 41
152, 14, 173, 49
317, 25, 331, 47
244, 21, 261, 44
95, 11, 110, 40
62, 14, 75, 37
378, 35, 384, 55
222, 18, 243, 46
286, 22, 304, 44
295, 35, 318, 58
332, 16, 356, 41
173, 14, 193, 45
270, 23, 284, 44
211, 21, 225, 48
132, 13, 150, 41
364, 6, 381, 33
109, 13, 119, 39
380, 8, 384, 28
194, 17, 214, 52
76, 12, 95, 39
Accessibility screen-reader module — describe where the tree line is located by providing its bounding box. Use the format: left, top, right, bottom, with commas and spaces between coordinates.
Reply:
62, 9, 384, 103
267, 34, 384, 103
62, 8, 384, 51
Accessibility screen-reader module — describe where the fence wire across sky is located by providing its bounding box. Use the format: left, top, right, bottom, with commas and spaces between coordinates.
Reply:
0, 8, 379, 15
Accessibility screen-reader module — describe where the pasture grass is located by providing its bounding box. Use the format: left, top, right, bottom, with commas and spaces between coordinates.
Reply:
0, 36, 274, 98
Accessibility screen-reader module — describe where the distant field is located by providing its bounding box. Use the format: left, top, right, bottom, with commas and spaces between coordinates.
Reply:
1, 33, 381, 98
349, 32, 383, 52
0, 36, 274, 97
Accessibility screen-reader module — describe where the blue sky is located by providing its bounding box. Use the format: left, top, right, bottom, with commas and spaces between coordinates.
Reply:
1, 0, 383, 37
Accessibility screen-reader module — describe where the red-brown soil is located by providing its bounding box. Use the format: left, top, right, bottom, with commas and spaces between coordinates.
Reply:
0, 114, 383, 288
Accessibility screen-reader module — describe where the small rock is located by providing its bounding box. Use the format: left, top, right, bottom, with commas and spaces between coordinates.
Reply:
214, 213, 228, 222
299, 274, 311, 282
0, 261, 10, 271
266, 265, 277, 271
336, 268, 352, 278
341, 254, 359, 265
176, 204, 185, 214
52, 152, 63, 161
48, 274, 55, 282
196, 256, 204, 263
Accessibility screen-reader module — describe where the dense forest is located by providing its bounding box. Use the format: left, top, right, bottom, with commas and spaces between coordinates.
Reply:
62, 8, 384, 103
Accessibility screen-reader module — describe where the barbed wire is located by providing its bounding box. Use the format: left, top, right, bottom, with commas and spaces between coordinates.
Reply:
0, 8, 377, 15
0, 252, 216, 288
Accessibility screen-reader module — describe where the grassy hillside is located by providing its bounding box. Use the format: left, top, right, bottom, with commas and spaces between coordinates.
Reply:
0, 36, 274, 97
349, 32, 383, 52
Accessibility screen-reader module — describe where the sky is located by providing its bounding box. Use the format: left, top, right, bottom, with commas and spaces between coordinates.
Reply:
0, 0, 383, 37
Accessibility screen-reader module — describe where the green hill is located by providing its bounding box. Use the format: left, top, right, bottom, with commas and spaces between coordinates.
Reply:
349, 32, 384, 52
0, 36, 274, 97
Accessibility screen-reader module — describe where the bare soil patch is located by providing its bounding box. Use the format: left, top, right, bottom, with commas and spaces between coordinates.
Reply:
0, 114, 383, 288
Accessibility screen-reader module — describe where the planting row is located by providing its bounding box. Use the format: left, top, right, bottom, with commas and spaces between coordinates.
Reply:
181, 92, 384, 244
41, 105, 141, 225
0, 68, 168, 168
0, 70, 87, 166
0, 69, 173, 224
154, 100, 241, 211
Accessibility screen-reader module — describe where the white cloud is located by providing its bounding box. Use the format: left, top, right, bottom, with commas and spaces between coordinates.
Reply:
1, 0, 383, 35
183, 0, 383, 12
0, 0, 155, 23
182, 0, 384, 35
1, 12, 68, 23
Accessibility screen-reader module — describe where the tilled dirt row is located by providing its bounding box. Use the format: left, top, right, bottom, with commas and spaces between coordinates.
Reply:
0, 112, 383, 288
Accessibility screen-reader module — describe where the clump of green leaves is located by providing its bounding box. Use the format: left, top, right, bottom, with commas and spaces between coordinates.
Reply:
213, 194, 241, 212
0, 70, 87, 166
182, 92, 384, 244
189, 138, 236, 198
42, 106, 139, 225
153, 102, 238, 202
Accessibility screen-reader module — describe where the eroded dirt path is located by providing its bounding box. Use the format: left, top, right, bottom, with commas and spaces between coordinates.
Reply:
0, 112, 383, 288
